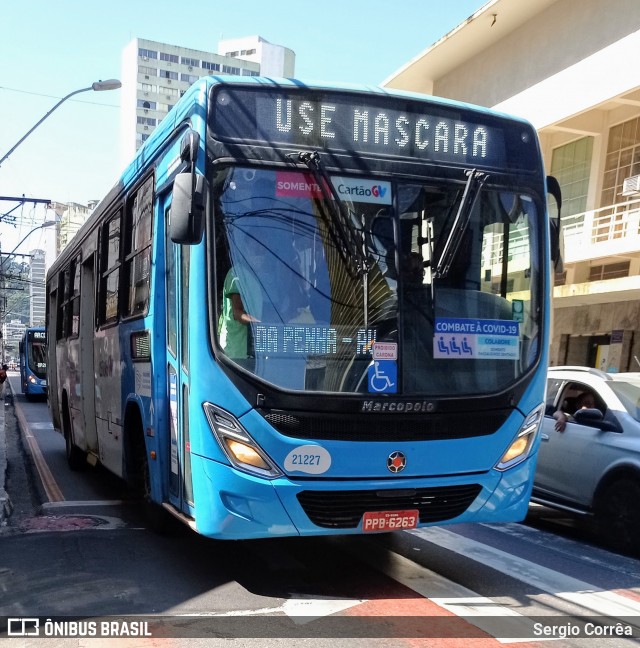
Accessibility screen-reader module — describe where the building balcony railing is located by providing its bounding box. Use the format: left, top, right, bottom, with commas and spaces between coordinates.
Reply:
562, 197, 640, 264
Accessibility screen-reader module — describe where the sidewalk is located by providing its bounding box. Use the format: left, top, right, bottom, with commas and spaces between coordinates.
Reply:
0, 378, 13, 524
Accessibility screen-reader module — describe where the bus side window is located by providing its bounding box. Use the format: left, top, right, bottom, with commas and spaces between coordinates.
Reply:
58, 257, 81, 339
98, 210, 122, 326
124, 175, 154, 318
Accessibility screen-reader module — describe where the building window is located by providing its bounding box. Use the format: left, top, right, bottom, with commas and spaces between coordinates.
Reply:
139, 65, 157, 76
601, 116, 640, 207
588, 261, 630, 281
550, 137, 593, 218
159, 86, 179, 97
222, 65, 240, 75
138, 82, 157, 94
180, 73, 199, 84
159, 70, 178, 80
202, 61, 220, 71
241, 69, 259, 76
241, 49, 256, 55
137, 99, 157, 110
226, 51, 239, 57
160, 52, 179, 64
137, 116, 157, 127
139, 48, 158, 60
181, 57, 199, 67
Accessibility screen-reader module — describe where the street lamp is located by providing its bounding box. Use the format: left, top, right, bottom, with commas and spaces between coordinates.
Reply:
0, 79, 122, 168
0, 220, 58, 272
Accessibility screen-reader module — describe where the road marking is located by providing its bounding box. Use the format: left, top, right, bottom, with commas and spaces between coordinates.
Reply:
169, 597, 366, 621
282, 596, 367, 622
347, 538, 536, 643
14, 403, 64, 502
480, 521, 640, 580
409, 527, 640, 621
43, 500, 124, 508
29, 422, 55, 430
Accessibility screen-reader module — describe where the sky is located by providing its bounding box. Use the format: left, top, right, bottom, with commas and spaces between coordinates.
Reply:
0, 0, 485, 254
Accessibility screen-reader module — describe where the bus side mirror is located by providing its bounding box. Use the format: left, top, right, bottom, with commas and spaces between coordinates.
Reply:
547, 175, 563, 273
170, 172, 206, 244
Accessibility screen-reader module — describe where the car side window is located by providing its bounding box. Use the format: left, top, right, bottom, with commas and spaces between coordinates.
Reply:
545, 378, 564, 415
557, 381, 606, 420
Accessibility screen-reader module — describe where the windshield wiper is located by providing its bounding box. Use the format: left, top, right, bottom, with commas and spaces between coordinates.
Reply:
296, 151, 370, 277
433, 168, 488, 279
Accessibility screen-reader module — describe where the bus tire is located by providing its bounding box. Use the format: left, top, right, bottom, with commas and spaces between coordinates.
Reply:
129, 415, 170, 533
62, 396, 86, 471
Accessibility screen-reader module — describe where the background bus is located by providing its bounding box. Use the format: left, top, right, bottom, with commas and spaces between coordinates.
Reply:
46, 77, 561, 539
19, 326, 48, 398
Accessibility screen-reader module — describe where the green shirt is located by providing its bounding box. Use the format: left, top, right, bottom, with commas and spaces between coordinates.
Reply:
219, 268, 262, 359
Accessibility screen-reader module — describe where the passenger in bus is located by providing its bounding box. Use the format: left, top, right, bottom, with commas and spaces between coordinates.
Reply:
218, 266, 261, 360
218, 237, 267, 360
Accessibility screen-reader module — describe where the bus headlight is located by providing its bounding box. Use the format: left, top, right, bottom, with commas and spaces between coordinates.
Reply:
495, 404, 544, 471
203, 403, 282, 479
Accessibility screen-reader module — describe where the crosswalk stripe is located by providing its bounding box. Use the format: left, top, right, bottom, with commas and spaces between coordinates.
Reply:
409, 527, 640, 620
347, 538, 537, 643
480, 521, 640, 581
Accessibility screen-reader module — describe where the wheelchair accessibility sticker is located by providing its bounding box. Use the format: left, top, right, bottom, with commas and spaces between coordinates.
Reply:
368, 360, 397, 393
434, 317, 520, 360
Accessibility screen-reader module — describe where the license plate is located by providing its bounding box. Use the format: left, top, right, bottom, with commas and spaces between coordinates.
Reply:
362, 509, 419, 532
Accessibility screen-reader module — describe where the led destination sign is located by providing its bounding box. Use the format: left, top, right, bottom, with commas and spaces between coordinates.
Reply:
211, 86, 517, 168
254, 324, 376, 356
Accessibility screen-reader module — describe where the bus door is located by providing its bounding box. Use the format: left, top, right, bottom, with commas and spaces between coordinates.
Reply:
163, 194, 193, 514
80, 253, 98, 454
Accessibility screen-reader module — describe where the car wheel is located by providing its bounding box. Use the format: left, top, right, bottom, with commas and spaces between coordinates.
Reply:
595, 478, 640, 555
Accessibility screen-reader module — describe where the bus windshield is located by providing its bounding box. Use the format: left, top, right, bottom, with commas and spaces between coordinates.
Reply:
27, 331, 47, 379
213, 166, 541, 396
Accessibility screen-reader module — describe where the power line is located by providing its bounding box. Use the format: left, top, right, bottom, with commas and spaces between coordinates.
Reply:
0, 85, 119, 109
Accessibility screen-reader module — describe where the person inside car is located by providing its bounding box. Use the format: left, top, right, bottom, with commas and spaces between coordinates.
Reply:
553, 390, 598, 432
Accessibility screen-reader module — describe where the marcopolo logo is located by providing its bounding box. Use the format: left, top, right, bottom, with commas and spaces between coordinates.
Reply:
334, 177, 392, 204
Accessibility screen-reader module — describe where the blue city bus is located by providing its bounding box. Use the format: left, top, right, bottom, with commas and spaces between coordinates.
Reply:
19, 326, 48, 398
46, 77, 561, 539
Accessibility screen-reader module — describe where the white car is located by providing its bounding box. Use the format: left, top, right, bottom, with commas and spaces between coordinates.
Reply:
532, 366, 640, 553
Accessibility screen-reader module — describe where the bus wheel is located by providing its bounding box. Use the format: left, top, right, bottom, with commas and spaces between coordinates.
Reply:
131, 426, 170, 533
62, 399, 86, 471
595, 478, 640, 555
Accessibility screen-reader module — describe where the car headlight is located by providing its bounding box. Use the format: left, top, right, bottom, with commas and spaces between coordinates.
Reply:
203, 403, 282, 479
495, 404, 544, 471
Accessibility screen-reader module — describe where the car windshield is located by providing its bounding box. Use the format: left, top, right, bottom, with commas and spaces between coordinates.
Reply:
212, 166, 542, 396
609, 377, 640, 421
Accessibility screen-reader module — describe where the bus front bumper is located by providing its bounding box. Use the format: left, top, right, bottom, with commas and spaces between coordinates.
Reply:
191, 453, 535, 540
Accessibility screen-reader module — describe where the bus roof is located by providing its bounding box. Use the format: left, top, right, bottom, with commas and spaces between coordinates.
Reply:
48, 76, 536, 278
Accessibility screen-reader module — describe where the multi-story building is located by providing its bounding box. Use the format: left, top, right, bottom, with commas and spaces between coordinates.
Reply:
120, 36, 295, 164
2, 318, 26, 363
52, 201, 96, 254
29, 248, 46, 326
383, 0, 640, 372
